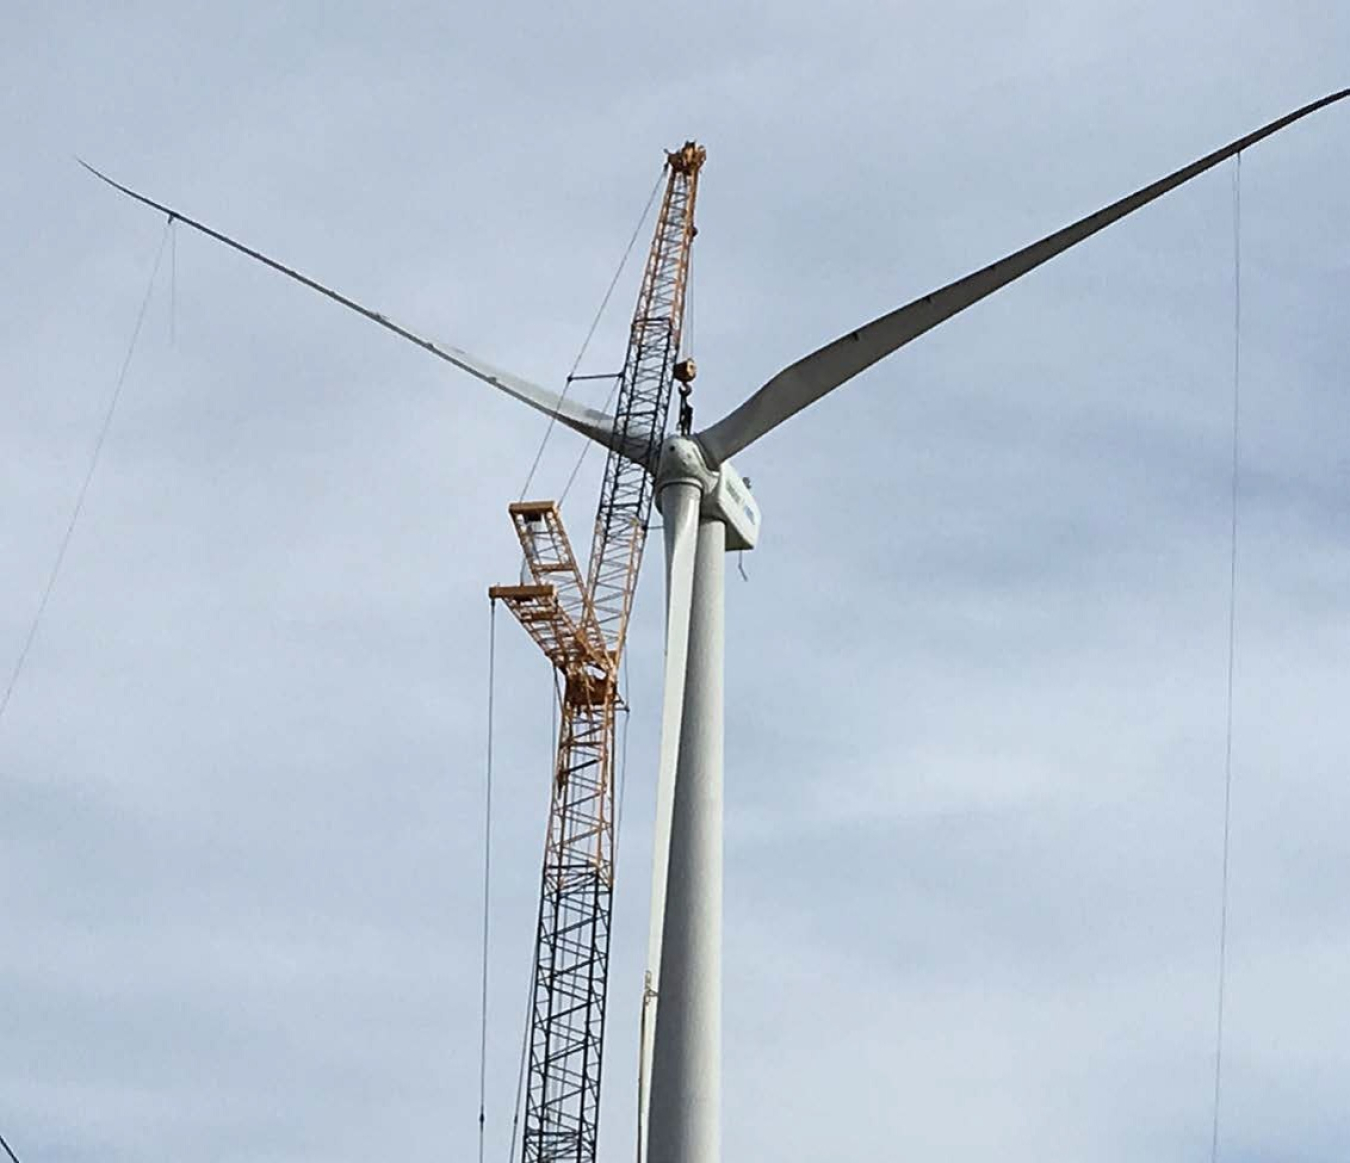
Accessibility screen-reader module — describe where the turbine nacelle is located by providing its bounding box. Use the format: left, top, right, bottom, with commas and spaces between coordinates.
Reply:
655, 435, 760, 552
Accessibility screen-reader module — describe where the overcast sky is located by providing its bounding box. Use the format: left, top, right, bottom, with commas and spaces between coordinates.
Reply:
2, 4, 1348, 1161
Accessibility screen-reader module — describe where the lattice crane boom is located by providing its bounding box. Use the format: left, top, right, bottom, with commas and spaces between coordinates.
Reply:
491, 142, 705, 1163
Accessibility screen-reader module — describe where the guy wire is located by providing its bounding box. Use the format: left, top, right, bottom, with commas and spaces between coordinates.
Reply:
0, 219, 171, 733
518, 171, 664, 502
1209, 150, 1242, 1163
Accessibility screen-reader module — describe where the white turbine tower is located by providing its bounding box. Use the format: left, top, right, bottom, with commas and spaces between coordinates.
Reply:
86, 87, 1349, 1163
634, 88, 1349, 1163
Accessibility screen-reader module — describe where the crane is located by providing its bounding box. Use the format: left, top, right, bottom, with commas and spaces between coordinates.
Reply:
488, 142, 704, 1162
83, 141, 705, 1163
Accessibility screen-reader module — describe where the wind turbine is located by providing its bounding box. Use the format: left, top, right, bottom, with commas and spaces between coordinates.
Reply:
84, 87, 1348, 1163
636, 88, 1349, 1163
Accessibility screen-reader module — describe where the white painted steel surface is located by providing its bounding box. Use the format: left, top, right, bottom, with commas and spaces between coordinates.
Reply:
638, 480, 702, 1148
647, 516, 726, 1163
695, 88, 1350, 465
433, 341, 647, 461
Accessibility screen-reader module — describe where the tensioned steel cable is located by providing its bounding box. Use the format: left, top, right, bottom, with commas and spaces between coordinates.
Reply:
1209, 151, 1242, 1163
558, 372, 624, 507
505, 671, 563, 1161
614, 648, 632, 866
479, 600, 498, 1163
505, 900, 533, 1162
519, 171, 665, 503
170, 217, 177, 345
0, 220, 170, 732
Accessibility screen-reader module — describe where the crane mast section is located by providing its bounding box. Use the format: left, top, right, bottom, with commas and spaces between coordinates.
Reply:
584, 142, 705, 661
491, 143, 704, 1163
491, 501, 617, 1163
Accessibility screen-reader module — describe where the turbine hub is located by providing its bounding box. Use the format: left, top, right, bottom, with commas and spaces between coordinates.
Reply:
655, 436, 760, 552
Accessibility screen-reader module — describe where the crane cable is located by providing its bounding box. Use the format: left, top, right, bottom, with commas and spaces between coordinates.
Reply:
479, 599, 498, 1163
614, 648, 632, 865
170, 217, 178, 345
518, 170, 665, 505
504, 672, 561, 1161
1209, 151, 1242, 1163
0, 219, 171, 733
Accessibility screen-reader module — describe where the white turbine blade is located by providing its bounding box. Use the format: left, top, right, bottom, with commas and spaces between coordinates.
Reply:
697, 87, 1350, 465
637, 481, 701, 1151
428, 338, 646, 460
79, 160, 654, 466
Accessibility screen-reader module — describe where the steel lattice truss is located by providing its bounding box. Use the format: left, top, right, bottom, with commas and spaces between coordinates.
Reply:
492, 144, 704, 1163
585, 145, 703, 658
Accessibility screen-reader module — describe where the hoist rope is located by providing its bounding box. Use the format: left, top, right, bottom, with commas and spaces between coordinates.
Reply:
170, 217, 178, 346
479, 599, 498, 1163
1209, 151, 1242, 1163
685, 257, 695, 363
614, 648, 632, 865
0, 220, 171, 734
506, 962, 531, 1163
505, 907, 532, 1163
518, 171, 665, 502
505, 673, 562, 1162
558, 373, 624, 506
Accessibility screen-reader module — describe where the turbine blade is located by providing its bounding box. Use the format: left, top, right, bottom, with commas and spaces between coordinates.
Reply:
78, 160, 651, 464
696, 87, 1350, 464
637, 481, 701, 1155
